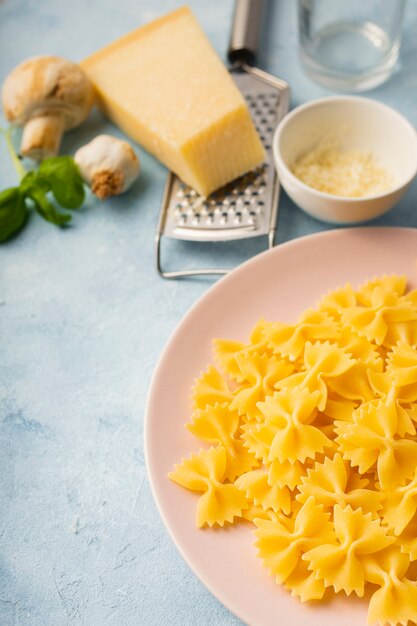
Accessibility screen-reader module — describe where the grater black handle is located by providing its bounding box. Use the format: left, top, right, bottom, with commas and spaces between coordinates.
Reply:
227, 0, 264, 67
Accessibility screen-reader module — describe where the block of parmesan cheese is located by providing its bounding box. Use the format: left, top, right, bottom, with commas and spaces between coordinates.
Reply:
82, 7, 265, 196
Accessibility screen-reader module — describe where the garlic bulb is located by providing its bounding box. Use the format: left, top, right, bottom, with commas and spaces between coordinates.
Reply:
74, 135, 140, 199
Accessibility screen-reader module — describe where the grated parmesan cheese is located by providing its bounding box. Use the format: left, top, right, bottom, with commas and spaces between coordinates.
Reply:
292, 138, 394, 198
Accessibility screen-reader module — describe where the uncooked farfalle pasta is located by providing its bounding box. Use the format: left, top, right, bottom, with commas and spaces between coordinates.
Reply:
169, 274, 417, 626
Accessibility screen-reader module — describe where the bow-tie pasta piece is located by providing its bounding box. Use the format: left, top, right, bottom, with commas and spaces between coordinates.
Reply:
276, 341, 356, 411
213, 339, 252, 382
213, 325, 272, 382
240, 412, 310, 488
283, 560, 327, 602
267, 458, 306, 490
236, 469, 291, 514
365, 547, 417, 626
229, 352, 294, 420
187, 403, 258, 481
368, 369, 417, 404
254, 497, 334, 599
345, 468, 371, 491
241, 504, 279, 523
313, 394, 358, 444
403, 287, 417, 306
356, 275, 407, 306
335, 396, 417, 489
309, 412, 337, 442
335, 326, 383, 370
297, 453, 383, 515
191, 365, 234, 410
327, 330, 384, 406
317, 283, 357, 319
387, 341, 417, 387
258, 309, 339, 362
303, 505, 394, 596
396, 513, 417, 560
257, 388, 332, 463
382, 465, 417, 535
240, 420, 272, 464
319, 394, 357, 422
407, 403, 417, 426
325, 360, 378, 405
383, 317, 417, 349
341, 286, 417, 347
169, 446, 247, 527
368, 370, 395, 399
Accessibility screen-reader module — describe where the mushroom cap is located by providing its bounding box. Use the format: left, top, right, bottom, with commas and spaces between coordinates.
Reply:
2, 55, 94, 129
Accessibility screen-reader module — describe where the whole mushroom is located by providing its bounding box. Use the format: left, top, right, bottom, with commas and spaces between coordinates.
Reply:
2, 55, 94, 161
74, 135, 140, 200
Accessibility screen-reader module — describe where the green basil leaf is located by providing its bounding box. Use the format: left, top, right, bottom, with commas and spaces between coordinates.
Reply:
0, 187, 28, 242
20, 170, 50, 195
0, 187, 20, 205
28, 187, 71, 227
39, 156, 85, 209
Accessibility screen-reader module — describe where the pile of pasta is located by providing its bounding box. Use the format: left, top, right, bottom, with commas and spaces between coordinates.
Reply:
169, 274, 417, 626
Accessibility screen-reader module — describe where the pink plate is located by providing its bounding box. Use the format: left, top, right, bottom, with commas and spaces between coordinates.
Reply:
145, 227, 417, 626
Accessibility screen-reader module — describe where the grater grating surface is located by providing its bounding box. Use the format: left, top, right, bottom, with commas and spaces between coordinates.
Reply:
160, 68, 288, 242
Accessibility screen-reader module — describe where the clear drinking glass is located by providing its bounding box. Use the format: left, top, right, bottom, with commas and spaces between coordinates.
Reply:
298, 0, 406, 91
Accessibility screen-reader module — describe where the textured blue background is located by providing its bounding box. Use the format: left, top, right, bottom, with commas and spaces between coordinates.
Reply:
1, 1, 416, 624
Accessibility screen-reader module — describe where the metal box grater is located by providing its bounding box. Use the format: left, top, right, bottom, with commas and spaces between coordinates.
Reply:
155, 1, 290, 278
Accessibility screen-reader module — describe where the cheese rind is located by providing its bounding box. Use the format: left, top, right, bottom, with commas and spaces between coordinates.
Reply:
82, 7, 265, 196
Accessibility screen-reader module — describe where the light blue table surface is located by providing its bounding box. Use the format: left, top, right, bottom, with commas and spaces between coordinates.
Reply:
1, 1, 417, 624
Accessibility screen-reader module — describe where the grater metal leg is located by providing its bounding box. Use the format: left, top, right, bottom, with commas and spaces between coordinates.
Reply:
155, 230, 278, 279
155, 231, 230, 279
268, 227, 276, 249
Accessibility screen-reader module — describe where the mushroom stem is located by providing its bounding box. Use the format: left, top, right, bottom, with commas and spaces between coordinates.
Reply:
21, 113, 65, 161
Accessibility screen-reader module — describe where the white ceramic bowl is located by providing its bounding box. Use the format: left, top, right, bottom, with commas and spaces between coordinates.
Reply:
273, 96, 417, 224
